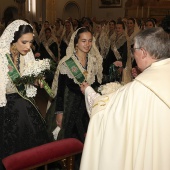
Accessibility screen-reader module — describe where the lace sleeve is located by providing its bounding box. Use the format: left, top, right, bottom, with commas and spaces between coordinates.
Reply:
85, 86, 100, 116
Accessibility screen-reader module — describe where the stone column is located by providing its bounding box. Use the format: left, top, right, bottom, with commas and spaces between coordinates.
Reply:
85, 0, 92, 17
15, 1, 26, 19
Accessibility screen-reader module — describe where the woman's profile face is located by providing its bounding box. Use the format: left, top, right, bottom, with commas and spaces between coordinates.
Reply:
15, 33, 33, 55
76, 32, 92, 53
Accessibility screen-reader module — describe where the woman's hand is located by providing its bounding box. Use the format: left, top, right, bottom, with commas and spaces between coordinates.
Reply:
34, 52, 40, 58
34, 79, 44, 88
56, 113, 63, 128
80, 82, 89, 95
132, 66, 141, 78
113, 61, 122, 67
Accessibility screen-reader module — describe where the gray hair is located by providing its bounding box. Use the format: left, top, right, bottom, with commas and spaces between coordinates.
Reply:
134, 27, 170, 59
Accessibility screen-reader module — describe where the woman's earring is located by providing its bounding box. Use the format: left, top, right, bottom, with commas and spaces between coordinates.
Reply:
11, 44, 18, 56
75, 45, 78, 52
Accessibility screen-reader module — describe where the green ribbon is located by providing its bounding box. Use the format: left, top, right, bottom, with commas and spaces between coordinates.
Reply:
41, 79, 54, 98
6, 54, 54, 99
6, 54, 26, 96
6, 53, 46, 122
65, 57, 85, 84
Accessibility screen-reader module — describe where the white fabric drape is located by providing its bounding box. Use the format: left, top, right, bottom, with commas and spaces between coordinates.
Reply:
80, 58, 170, 170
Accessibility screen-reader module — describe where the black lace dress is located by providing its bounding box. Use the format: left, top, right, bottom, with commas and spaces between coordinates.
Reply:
0, 56, 50, 170
46, 74, 90, 143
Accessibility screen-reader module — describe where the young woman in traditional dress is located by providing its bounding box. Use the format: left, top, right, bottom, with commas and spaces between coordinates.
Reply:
0, 20, 49, 170
46, 27, 103, 143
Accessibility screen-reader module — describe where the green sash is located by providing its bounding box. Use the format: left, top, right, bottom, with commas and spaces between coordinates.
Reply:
6, 54, 26, 97
6, 53, 45, 122
65, 57, 86, 84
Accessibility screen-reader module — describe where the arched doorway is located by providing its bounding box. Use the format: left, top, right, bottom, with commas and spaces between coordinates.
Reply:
62, 1, 81, 20
2, 7, 18, 27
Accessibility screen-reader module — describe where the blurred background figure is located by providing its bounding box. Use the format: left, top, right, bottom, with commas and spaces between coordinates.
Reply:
60, 20, 74, 59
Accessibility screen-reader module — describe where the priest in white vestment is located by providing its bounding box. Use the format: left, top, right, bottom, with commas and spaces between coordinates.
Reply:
80, 27, 170, 170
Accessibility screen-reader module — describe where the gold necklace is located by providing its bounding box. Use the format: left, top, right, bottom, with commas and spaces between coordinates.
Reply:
11, 53, 20, 71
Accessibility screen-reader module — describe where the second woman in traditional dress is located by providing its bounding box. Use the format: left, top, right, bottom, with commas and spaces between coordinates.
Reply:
46, 27, 103, 142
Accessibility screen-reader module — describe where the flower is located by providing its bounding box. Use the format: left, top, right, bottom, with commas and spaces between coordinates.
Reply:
22, 59, 50, 77
25, 85, 37, 97
98, 82, 122, 95
14, 59, 54, 98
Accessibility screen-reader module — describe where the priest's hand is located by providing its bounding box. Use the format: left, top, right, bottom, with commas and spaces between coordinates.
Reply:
80, 82, 89, 95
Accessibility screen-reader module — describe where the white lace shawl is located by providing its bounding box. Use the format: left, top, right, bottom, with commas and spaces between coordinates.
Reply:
39, 24, 55, 43
60, 20, 74, 46
127, 19, 141, 45
0, 20, 35, 107
110, 32, 127, 60
53, 22, 64, 43
94, 25, 110, 58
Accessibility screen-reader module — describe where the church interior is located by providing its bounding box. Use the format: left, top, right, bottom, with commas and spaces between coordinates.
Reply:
0, 0, 170, 28
1, 0, 170, 170
0, 0, 169, 116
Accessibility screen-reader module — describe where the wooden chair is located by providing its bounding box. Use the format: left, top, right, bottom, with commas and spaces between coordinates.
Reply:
2, 138, 83, 170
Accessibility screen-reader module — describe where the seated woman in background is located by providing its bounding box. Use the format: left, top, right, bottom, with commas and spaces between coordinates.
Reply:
53, 19, 63, 44
60, 20, 74, 59
106, 19, 116, 39
31, 21, 40, 54
38, 27, 59, 62
126, 17, 140, 43
102, 21, 131, 84
144, 18, 156, 29
46, 27, 103, 143
126, 17, 141, 77
39, 20, 54, 43
38, 27, 60, 86
80, 17, 93, 32
93, 22, 110, 59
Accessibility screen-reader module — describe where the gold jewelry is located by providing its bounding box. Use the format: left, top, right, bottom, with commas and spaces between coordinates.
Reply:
92, 96, 109, 108
83, 70, 88, 79
75, 45, 78, 52
11, 44, 18, 56
10, 44, 20, 70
